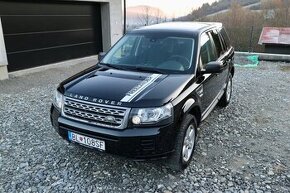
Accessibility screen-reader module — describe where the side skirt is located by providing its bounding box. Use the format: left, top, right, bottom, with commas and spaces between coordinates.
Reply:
201, 83, 226, 121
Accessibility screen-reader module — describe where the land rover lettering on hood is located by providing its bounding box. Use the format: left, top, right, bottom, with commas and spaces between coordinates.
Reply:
50, 22, 235, 170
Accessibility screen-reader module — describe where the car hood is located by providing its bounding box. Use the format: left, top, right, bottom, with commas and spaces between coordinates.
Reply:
62, 68, 194, 108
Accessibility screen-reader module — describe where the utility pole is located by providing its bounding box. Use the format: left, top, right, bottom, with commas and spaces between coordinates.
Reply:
123, 0, 127, 35
286, 0, 289, 26
249, 26, 254, 53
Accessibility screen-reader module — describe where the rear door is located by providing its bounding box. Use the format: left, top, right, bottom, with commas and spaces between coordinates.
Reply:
219, 27, 234, 69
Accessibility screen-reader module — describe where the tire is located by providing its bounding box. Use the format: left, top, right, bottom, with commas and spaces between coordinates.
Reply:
218, 74, 233, 108
168, 114, 198, 171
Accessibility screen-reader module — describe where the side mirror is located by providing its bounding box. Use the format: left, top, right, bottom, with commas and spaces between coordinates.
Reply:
98, 52, 106, 61
202, 61, 223, 74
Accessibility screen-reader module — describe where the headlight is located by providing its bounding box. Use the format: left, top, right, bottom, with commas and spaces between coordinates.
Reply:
130, 103, 173, 125
53, 90, 63, 110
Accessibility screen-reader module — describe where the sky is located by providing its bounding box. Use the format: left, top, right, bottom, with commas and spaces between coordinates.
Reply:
127, 0, 217, 17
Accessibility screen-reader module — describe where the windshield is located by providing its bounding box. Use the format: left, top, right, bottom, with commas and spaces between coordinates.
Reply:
101, 34, 195, 74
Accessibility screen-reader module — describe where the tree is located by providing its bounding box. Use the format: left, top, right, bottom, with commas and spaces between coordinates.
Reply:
137, 6, 166, 26
179, 0, 289, 52
154, 9, 163, 24
262, 0, 290, 26
200, 1, 265, 52
138, 6, 152, 26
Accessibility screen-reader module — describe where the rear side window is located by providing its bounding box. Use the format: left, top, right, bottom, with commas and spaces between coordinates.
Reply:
220, 28, 231, 50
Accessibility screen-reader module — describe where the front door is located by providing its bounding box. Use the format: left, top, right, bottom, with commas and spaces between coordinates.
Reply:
197, 32, 220, 113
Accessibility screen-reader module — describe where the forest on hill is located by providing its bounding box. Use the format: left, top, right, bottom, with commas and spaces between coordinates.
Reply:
179, 0, 290, 52
178, 0, 260, 21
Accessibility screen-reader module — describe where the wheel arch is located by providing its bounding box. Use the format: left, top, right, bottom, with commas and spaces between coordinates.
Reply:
181, 98, 202, 127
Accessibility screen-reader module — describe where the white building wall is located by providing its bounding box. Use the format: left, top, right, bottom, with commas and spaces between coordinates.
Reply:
77, 0, 123, 51
0, 17, 8, 80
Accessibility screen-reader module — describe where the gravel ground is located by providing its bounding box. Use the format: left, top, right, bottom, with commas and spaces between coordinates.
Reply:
0, 58, 290, 193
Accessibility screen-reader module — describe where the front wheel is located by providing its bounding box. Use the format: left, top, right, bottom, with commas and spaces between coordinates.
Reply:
168, 115, 197, 171
218, 74, 232, 107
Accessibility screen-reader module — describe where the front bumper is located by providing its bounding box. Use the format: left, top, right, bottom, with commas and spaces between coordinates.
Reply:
50, 105, 177, 159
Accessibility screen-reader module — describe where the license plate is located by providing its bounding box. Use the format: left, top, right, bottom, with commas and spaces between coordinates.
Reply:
68, 131, 105, 151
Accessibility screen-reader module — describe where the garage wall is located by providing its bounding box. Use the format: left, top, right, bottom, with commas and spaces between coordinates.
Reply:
0, 1, 103, 72
0, 17, 8, 80
0, 18, 7, 66
78, 0, 124, 51
0, 0, 123, 79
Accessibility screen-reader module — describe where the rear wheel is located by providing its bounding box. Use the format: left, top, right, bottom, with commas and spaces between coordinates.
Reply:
218, 74, 232, 107
168, 114, 197, 171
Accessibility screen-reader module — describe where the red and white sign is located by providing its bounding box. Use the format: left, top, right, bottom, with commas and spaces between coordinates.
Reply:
259, 27, 290, 45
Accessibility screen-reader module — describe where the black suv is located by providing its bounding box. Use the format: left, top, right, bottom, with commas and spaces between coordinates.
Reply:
50, 22, 234, 170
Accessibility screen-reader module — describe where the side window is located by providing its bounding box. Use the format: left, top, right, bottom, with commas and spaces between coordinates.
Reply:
200, 33, 218, 69
210, 30, 223, 57
220, 28, 231, 50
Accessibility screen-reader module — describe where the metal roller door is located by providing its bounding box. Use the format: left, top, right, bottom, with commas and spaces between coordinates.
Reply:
0, 1, 103, 72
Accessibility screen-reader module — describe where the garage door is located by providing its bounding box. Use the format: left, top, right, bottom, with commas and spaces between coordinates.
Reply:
0, 1, 102, 72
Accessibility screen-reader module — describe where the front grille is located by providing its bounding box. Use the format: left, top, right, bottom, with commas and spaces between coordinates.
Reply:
62, 97, 130, 129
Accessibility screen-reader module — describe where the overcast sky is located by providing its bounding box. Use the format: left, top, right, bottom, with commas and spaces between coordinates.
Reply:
127, 0, 216, 17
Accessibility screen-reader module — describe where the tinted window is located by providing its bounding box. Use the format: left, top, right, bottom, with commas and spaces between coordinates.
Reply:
220, 28, 231, 50
200, 33, 217, 68
102, 34, 195, 73
210, 30, 223, 57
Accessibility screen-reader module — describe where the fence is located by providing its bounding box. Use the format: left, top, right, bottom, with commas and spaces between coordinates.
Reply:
226, 26, 264, 53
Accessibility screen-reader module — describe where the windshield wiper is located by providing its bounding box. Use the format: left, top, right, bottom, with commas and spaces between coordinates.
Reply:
99, 63, 165, 74
133, 66, 165, 74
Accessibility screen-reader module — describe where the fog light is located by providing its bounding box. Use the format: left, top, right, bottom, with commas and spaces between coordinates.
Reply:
132, 116, 141, 125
